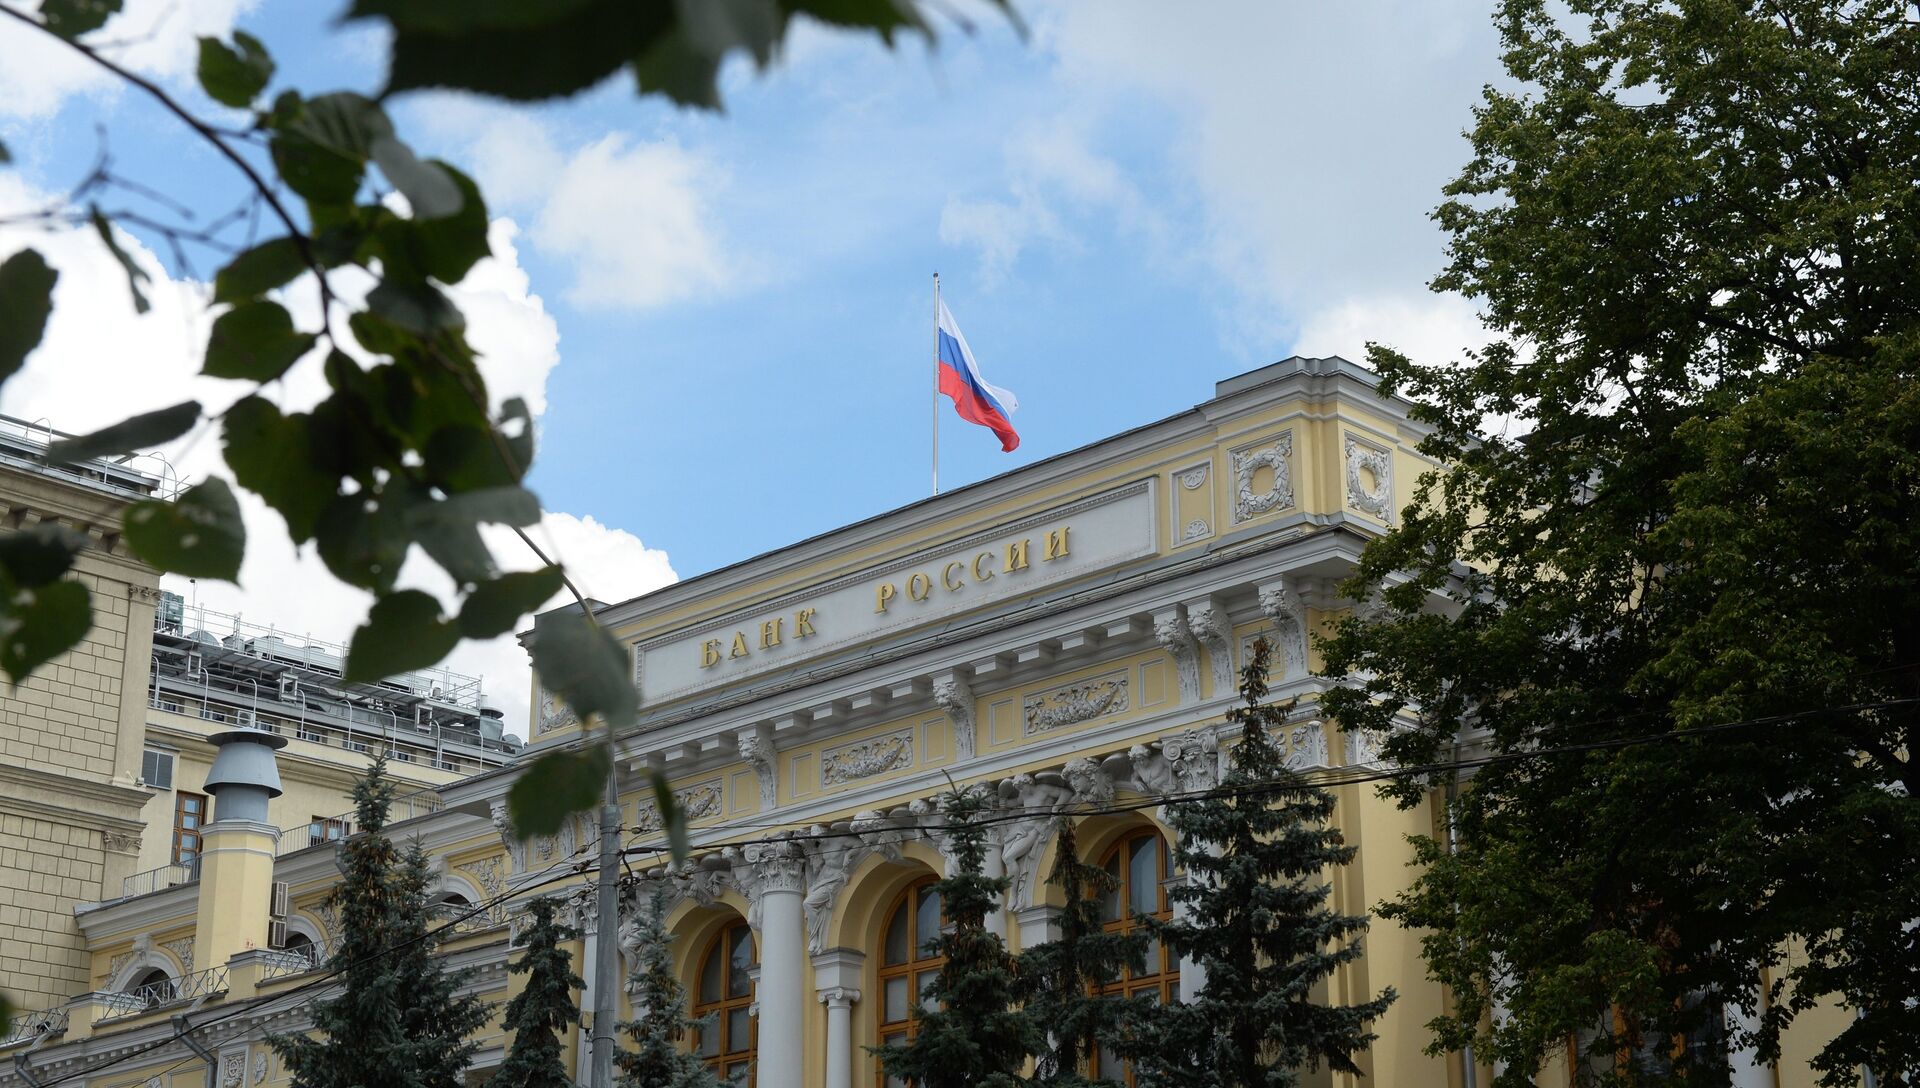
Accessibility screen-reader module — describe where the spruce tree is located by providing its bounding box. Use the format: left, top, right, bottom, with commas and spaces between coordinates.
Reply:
495, 897, 583, 1088
1017, 822, 1151, 1086
271, 754, 492, 1088
873, 787, 1044, 1088
1135, 639, 1393, 1087
614, 890, 720, 1088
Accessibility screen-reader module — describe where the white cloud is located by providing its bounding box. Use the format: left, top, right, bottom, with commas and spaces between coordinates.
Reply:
1289, 292, 1487, 370
952, 0, 1498, 357
0, 177, 675, 739
426, 107, 743, 312
0, 0, 259, 120
940, 118, 1160, 286
532, 134, 740, 311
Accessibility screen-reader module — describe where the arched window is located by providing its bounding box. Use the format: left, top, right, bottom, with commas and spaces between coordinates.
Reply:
1092, 830, 1178, 1083
282, 931, 319, 968
130, 966, 175, 1009
691, 920, 755, 1086
876, 876, 944, 1087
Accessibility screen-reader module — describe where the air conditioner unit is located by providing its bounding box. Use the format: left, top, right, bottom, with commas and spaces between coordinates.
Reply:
267, 919, 288, 949
270, 880, 289, 918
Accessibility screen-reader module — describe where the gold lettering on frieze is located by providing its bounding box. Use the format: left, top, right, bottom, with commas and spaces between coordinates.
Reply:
1044, 526, 1071, 561
875, 583, 896, 614
701, 639, 722, 668
942, 561, 965, 592
972, 551, 995, 581
1006, 538, 1030, 572
760, 617, 783, 649
730, 632, 751, 659
795, 608, 818, 638
907, 572, 933, 602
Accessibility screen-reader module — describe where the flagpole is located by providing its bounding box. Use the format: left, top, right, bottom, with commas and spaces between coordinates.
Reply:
932, 271, 941, 497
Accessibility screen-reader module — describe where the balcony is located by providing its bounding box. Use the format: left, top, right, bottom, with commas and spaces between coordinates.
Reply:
96, 965, 228, 1020
0, 1008, 68, 1050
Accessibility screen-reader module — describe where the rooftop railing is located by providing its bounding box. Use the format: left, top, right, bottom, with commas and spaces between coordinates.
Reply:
0, 1008, 68, 1050
97, 965, 228, 1018
120, 858, 200, 899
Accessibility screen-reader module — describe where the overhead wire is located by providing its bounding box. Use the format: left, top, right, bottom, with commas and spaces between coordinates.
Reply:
20, 692, 1915, 1088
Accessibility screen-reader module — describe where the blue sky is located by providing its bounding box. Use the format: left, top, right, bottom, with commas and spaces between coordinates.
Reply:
0, 0, 1503, 727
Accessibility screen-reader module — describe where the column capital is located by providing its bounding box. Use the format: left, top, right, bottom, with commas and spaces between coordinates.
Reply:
817, 986, 861, 1009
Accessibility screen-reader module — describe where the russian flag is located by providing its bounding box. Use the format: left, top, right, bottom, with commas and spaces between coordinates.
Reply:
936, 298, 1020, 452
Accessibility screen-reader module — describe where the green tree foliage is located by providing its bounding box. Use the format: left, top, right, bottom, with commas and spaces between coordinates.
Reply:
0, 0, 1013, 847
873, 788, 1044, 1088
495, 897, 584, 1088
1017, 823, 1150, 1087
1137, 639, 1392, 1087
614, 889, 719, 1088
270, 754, 491, 1088
1317, 2, 1920, 1084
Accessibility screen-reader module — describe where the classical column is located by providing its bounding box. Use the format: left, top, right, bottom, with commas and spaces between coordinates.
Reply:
813, 949, 864, 1088
742, 841, 808, 1088
1724, 988, 1772, 1088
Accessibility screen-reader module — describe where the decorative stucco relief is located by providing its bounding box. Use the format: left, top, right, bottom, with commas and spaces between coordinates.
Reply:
931, 674, 977, 762
820, 730, 913, 787
1230, 432, 1294, 522
634, 780, 724, 832
1344, 434, 1393, 521
536, 687, 577, 735
1022, 672, 1129, 735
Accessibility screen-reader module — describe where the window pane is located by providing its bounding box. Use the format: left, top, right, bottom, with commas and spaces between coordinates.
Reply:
1129, 836, 1160, 915
700, 940, 724, 1004
883, 900, 910, 965
696, 1022, 719, 1057
915, 885, 942, 954
728, 926, 753, 998
723, 1062, 750, 1086
726, 1007, 751, 1053
1141, 934, 1161, 978
1101, 854, 1123, 922
883, 976, 909, 1023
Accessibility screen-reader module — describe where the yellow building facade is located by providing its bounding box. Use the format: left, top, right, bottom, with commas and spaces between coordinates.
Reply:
0, 360, 1855, 1088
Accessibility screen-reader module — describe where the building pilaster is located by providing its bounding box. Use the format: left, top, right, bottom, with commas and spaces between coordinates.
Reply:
741, 840, 807, 1088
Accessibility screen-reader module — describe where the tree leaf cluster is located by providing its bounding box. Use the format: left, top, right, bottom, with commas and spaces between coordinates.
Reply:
1135, 639, 1393, 1087
349, 0, 1022, 112
0, 0, 1016, 866
269, 756, 492, 1088
872, 787, 1047, 1088
495, 897, 585, 1088
1317, 2, 1920, 1083
614, 889, 721, 1088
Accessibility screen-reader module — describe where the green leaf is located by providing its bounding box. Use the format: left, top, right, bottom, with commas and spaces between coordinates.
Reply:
38, 0, 121, 39
0, 580, 91, 685
506, 746, 608, 840
376, 0, 669, 102
222, 397, 336, 542
347, 0, 600, 33
213, 237, 306, 303
403, 486, 536, 587
648, 768, 688, 862
528, 610, 636, 732
204, 300, 317, 381
315, 488, 410, 592
458, 567, 563, 638
344, 590, 459, 682
268, 94, 391, 210
196, 31, 274, 108
46, 401, 200, 465
499, 397, 534, 477
423, 423, 518, 490
365, 280, 463, 335
0, 139, 11, 165
0, 249, 59, 385
370, 136, 463, 219
0, 523, 86, 588
122, 479, 245, 581
629, 35, 726, 111
89, 206, 151, 315
377, 166, 491, 284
